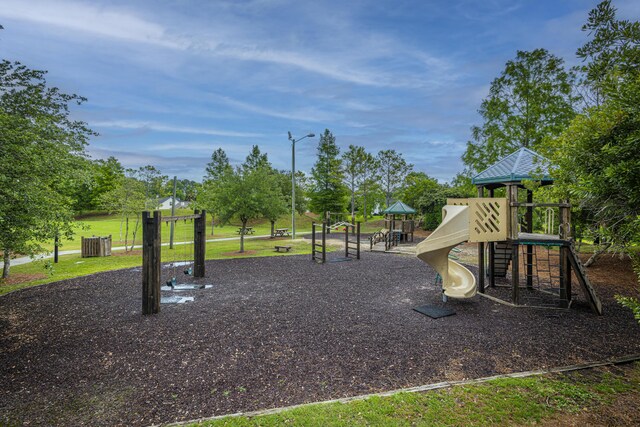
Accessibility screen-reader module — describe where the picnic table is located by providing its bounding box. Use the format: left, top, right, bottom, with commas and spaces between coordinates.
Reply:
237, 227, 255, 235
273, 228, 290, 237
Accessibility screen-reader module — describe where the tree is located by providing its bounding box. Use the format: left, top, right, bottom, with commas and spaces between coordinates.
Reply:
214, 164, 284, 253
575, 0, 640, 107
342, 145, 367, 223
308, 129, 347, 216
243, 145, 270, 172
201, 147, 234, 233
462, 49, 577, 174
358, 152, 380, 222
377, 149, 413, 207
0, 61, 95, 278
137, 165, 167, 209
99, 170, 146, 251
94, 157, 125, 200
205, 148, 233, 182
550, 0, 640, 252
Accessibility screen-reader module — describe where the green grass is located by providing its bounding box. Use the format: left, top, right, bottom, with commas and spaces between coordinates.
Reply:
1, 236, 338, 296
43, 211, 321, 252
189, 363, 640, 427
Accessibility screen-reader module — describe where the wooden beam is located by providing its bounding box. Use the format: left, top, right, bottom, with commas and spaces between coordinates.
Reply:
142, 210, 161, 315
162, 214, 202, 222
477, 185, 485, 293
193, 210, 206, 278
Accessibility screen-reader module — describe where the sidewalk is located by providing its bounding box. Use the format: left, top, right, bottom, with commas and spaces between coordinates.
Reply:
1, 232, 311, 268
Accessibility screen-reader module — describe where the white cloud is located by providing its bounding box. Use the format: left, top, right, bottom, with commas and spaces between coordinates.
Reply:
1, 0, 187, 49
1, 0, 455, 89
93, 120, 263, 138
210, 94, 340, 123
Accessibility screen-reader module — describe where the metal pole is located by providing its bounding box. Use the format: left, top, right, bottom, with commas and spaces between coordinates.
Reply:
289, 132, 314, 240
292, 139, 296, 240
170, 175, 177, 249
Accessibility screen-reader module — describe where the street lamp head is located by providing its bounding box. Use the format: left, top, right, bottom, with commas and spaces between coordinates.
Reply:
288, 131, 293, 141
307, 133, 315, 138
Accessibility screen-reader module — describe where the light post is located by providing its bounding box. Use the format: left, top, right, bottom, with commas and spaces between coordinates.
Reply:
288, 131, 315, 240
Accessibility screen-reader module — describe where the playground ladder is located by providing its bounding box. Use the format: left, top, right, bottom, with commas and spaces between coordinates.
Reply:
568, 242, 603, 315
492, 241, 513, 277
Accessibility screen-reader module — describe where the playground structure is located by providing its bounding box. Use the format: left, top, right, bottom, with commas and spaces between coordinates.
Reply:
312, 221, 361, 263
142, 210, 207, 315
324, 212, 353, 234
417, 148, 602, 314
369, 201, 418, 252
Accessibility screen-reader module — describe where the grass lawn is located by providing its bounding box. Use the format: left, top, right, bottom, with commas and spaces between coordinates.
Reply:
39, 212, 386, 253
34, 212, 386, 254
189, 362, 640, 426
41, 211, 316, 252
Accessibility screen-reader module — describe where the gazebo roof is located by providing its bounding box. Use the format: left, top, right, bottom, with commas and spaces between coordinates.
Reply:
472, 147, 554, 188
383, 201, 416, 215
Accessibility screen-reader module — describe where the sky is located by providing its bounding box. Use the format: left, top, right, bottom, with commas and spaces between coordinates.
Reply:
1, 0, 638, 183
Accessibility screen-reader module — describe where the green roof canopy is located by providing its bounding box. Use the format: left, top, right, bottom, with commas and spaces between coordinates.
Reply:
472, 147, 554, 189
383, 201, 416, 215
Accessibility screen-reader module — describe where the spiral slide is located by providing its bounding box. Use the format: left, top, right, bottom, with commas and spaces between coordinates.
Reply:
416, 205, 477, 298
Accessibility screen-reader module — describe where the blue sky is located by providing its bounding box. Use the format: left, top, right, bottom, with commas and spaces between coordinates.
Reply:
1, 0, 638, 182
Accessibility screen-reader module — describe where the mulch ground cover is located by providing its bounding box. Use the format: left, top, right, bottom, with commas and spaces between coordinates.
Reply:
1, 251, 640, 426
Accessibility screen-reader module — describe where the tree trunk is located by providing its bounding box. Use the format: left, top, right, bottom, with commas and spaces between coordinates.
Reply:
584, 242, 611, 267
363, 189, 368, 223
119, 214, 125, 241
211, 217, 215, 235
240, 219, 246, 253
270, 220, 275, 238
2, 250, 9, 279
124, 216, 129, 251
130, 213, 140, 251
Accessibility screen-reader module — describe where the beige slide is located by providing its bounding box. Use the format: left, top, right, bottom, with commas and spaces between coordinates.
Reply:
416, 205, 477, 298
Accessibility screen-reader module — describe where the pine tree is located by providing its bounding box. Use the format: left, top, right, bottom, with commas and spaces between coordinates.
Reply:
309, 129, 347, 217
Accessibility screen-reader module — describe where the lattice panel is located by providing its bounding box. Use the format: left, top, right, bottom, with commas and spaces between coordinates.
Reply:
468, 198, 508, 242
446, 198, 469, 206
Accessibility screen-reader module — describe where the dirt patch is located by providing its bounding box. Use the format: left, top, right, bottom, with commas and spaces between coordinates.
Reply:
1, 253, 639, 426
0, 273, 48, 287
221, 250, 258, 256
540, 363, 640, 427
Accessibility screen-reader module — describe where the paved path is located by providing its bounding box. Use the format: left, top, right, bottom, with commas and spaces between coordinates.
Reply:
1, 233, 312, 268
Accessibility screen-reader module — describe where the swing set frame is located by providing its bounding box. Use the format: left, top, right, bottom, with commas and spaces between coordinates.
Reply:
142, 210, 206, 315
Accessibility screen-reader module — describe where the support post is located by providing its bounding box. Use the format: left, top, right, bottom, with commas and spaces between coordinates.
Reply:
512, 242, 520, 305
170, 175, 177, 249
357, 222, 361, 260
322, 222, 326, 263
311, 223, 316, 261
477, 185, 485, 293
508, 185, 520, 239
559, 202, 571, 307
345, 223, 349, 258
488, 188, 495, 288
194, 210, 206, 278
142, 210, 161, 315
325, 212, 331, 234
526, 189, 533, 289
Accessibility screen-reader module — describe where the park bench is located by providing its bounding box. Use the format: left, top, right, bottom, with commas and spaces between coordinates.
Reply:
274, 245, 292, 252
236, 227, 255, 235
